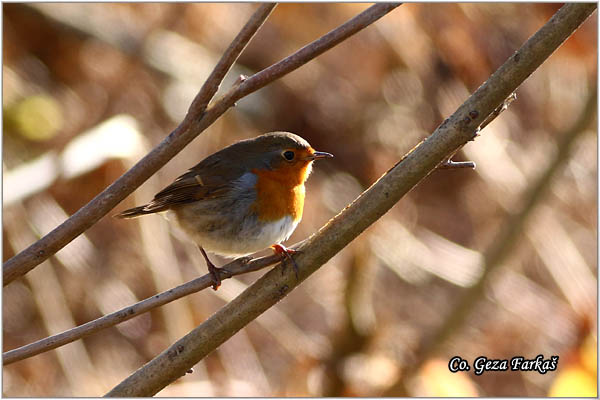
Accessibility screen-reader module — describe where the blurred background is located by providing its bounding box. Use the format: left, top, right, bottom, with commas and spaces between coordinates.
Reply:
2, 3, 597, 397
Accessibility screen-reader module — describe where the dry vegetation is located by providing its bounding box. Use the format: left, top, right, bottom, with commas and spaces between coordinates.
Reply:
3, 3, 597, 397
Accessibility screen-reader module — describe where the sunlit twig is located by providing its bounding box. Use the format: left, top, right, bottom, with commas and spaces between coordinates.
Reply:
3, 253, 282, 365
2, 3, 277, 285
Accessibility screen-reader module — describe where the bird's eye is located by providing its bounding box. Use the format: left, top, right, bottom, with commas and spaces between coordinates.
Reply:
282, 150, 295, 161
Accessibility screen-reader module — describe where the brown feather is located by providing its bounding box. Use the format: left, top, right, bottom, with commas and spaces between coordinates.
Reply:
115, 132, 314, 219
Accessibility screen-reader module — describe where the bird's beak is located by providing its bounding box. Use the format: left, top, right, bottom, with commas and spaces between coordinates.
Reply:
310, 151, 334, 160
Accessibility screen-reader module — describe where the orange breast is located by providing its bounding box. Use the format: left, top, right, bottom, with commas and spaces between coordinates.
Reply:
251, 163, 310, 223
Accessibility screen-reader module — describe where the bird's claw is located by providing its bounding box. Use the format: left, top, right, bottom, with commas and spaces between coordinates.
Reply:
271, 244, 299, 279
207, 264, 230, 291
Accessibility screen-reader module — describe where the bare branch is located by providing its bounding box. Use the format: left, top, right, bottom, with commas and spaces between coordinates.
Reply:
3, 253, 282, 365
438, 160, 476, 169
105, 3, 597, 397
385, 83, 598, 398
212, 3, 404, 107
3, 2, 402, 286
477, 91, 517, 132
2, 3, 275, 285
186, 4, 276, 118
438, 92, 516, 170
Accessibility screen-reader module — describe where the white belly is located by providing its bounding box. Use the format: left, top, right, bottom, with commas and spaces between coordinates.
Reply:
177, 213, 299, 257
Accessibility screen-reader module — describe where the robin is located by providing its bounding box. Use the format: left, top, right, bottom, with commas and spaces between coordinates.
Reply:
117, 132, 333, 290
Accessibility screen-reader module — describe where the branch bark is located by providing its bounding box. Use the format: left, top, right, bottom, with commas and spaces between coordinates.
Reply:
105, 3, 597, 397
2, 253, 284, 365
2, 3, 275, 284
3, 3, 402, 285
385, 84, 598, 396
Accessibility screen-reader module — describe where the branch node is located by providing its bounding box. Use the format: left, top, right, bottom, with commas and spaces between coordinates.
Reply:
234, 74, 248, 86
477, 91, 517, 133
439, 160, 477, 170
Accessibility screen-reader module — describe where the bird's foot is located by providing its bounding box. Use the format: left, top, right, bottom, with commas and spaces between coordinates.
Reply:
199, 246, 229, 290
271, 244, 299, 279
207, 262, 227, 291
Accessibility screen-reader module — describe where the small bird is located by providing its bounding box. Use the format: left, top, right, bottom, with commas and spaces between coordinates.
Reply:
117, 132, 333, 290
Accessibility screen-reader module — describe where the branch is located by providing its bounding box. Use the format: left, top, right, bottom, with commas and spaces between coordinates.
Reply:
3, 253, 282, 365
385, 84, 598, 396
186, 4, 277, 119
438, 92, 516, 170
211, 3, 402, 108
2, 0, 402, 366
476, 91, 517, 132
5, 2, 404, 284
3, 3, 276, 285
105, 3, 597, 397
3, 3, 401, 285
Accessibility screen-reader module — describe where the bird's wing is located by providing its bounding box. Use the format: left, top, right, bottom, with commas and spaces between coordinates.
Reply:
137, 153, 246, 214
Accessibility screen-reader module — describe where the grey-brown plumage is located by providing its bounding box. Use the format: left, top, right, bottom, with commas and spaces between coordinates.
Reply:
116, 132, 312, 219
116, 131, 332, 289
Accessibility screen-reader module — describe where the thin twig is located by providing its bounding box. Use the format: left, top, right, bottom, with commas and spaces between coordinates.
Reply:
186, 4, 276, 118
438, 160, 476, 169
2, 3, 275, 285
477, 91, 517, 132
105, 4, 597, 397
3, 253, 282, 365
3, 2, 401, 286
438, 91, 517, 170
212, 3, 404, 108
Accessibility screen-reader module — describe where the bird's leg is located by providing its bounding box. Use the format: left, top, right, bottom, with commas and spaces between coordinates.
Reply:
198, 246, 227, 290
271, 243, 299, 279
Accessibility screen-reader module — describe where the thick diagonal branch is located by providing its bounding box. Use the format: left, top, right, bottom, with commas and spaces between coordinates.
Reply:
384, 86, 598, 397
105, 3, 597, 397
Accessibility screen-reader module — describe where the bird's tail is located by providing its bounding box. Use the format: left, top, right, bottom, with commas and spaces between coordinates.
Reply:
114, 205, 156, 219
